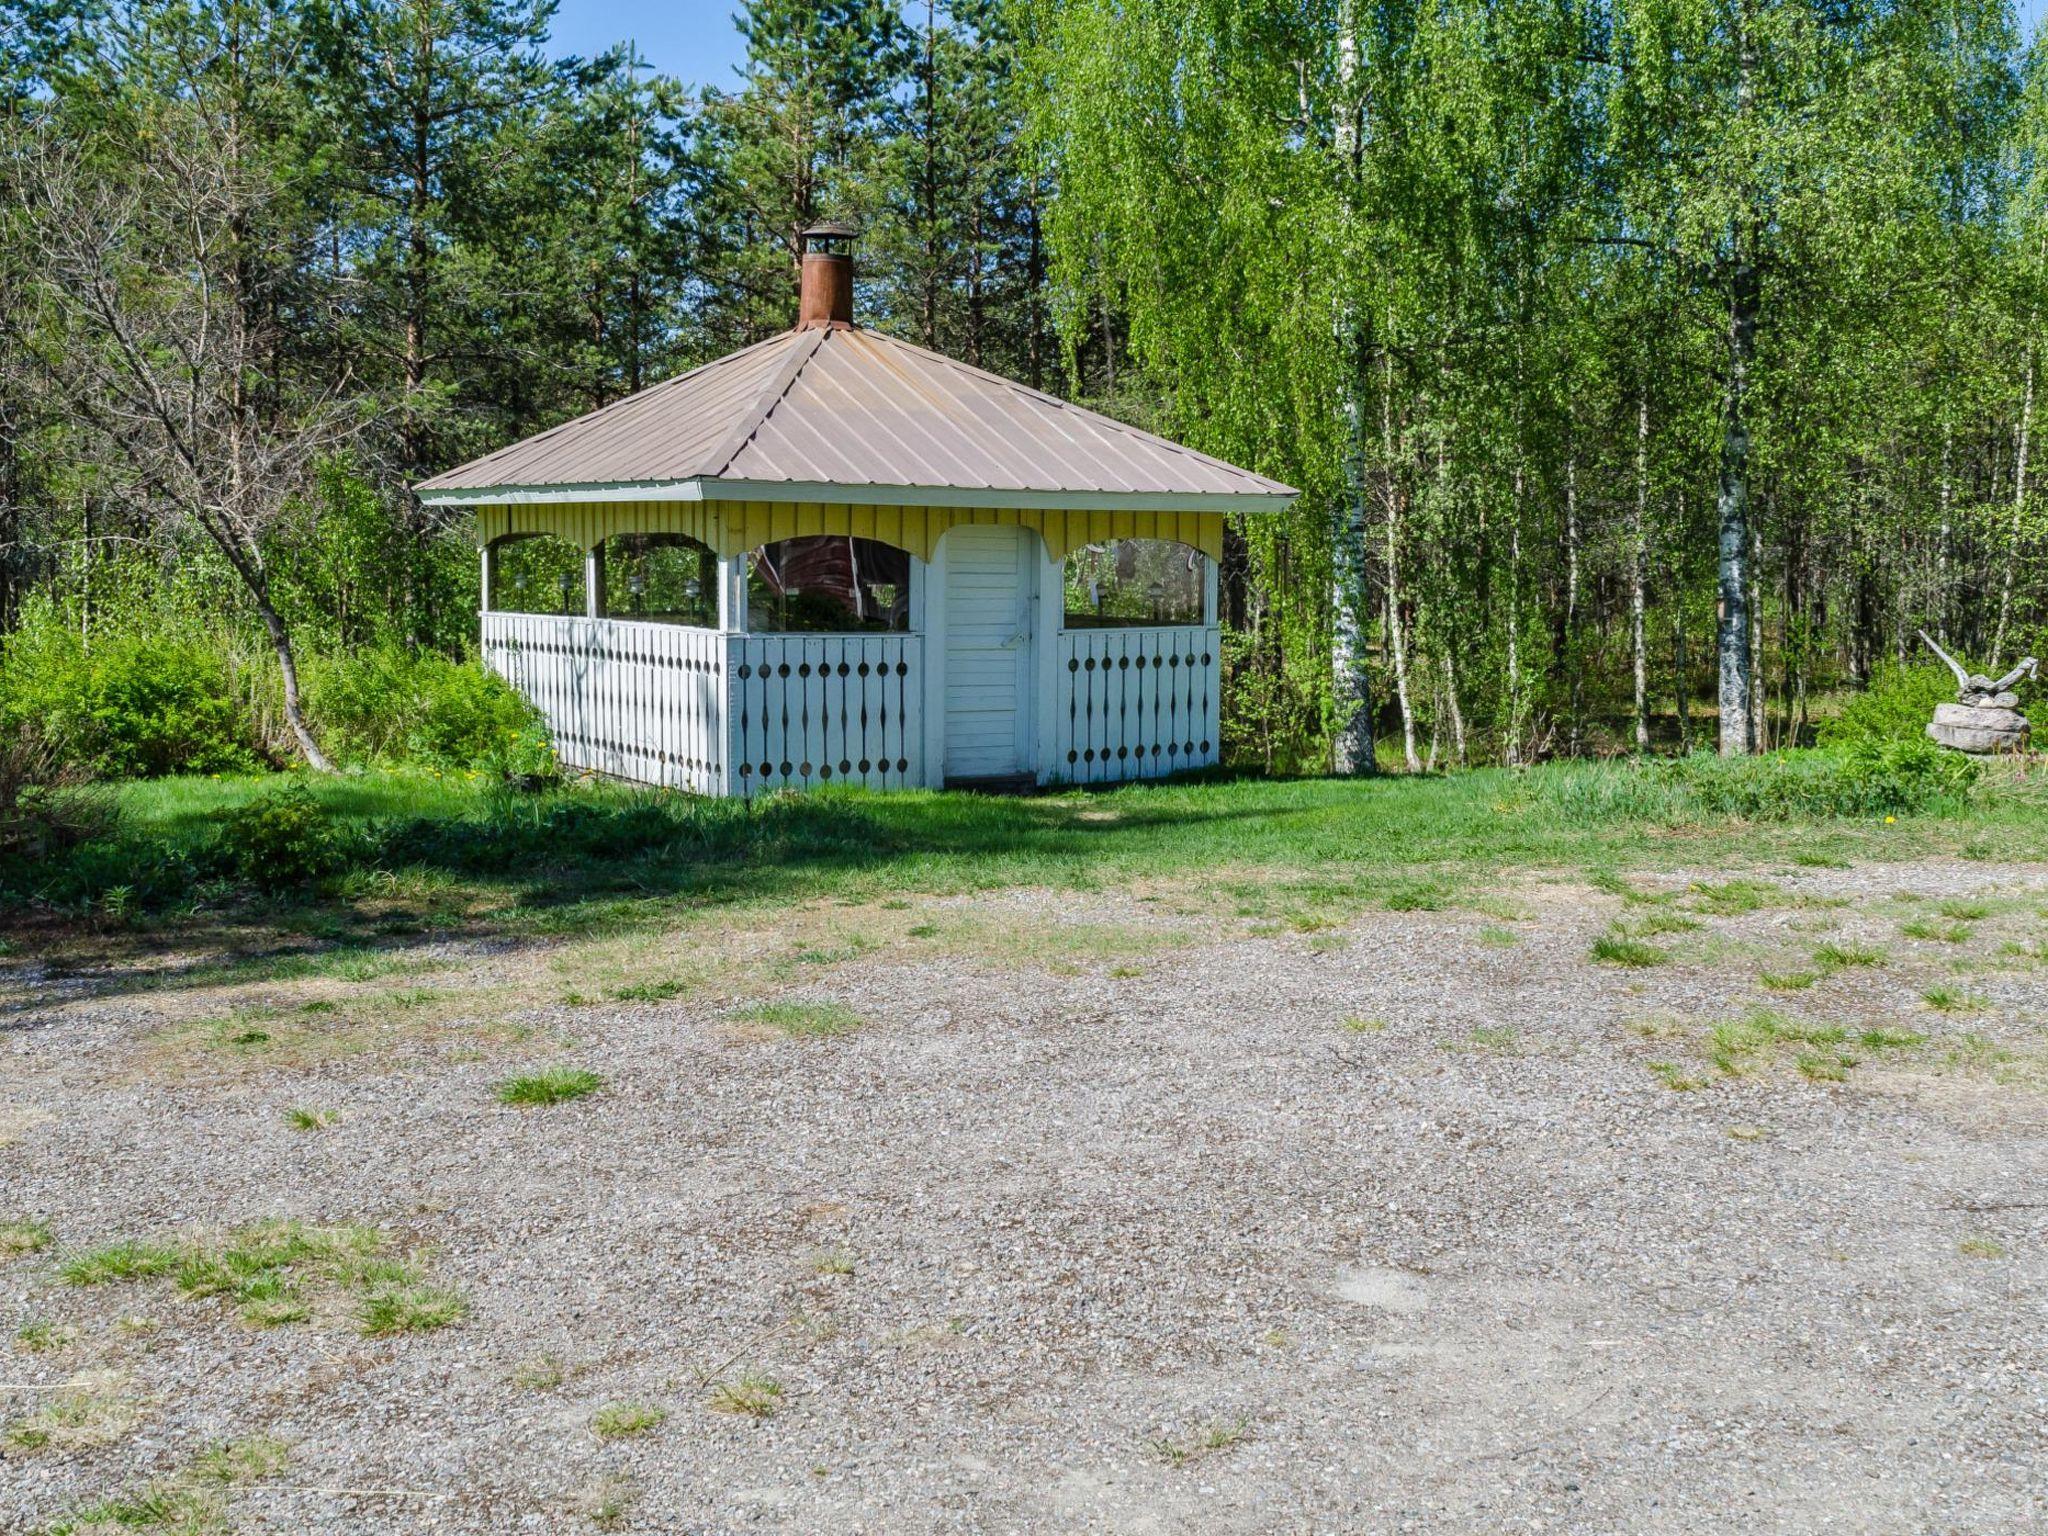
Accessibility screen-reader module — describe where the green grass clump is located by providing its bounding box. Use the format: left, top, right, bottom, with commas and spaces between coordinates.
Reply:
61, 1240, 182, 1286
494, 1068, 604, 1106
1815, 940, 1887, 970
1476, 925, 1519, 947
1858, 1027, 1927, 1051
591, 1401, 667, 1438
1687, 879, 1781, 916
606, 977, 688, 1003
706, 1372, 784, 1418
1759, 969, 1819, 992
1921, 985, 1986, 1013
16, 1318, 75, 1353
284, 1107, 337, 1131
1707, 1007, 1848, 1079
1648, 1061, 1705, 1091
1902, 918, 1972, 943
1340, 1015, 1387, 1033
357, 1279, 467, 1336
1591, 933, 1666, 968
1958, 1236, 2006, 1259
735, 1000, 863, 1038
1936, 899, 1995, 921
1628, 910, 1703, 938
1, 1218, 52, 1257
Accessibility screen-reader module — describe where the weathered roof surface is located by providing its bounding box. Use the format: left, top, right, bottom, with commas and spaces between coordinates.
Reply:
415, 326, 1296, 504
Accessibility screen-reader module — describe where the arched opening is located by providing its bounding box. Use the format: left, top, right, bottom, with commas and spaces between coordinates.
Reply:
603, 532, 717, 626
488, 533, 584, 615
1063, 539, 1206, 627
747, 535, 912, 633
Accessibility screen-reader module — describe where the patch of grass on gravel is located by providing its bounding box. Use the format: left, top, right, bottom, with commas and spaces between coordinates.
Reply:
1921, 985, 1987, 1013
1902, 917, 1973, 943
494, 1067, 603, 1105
284, 1107, 337, 1130
1759, 969, 1819, 991
16, 1318, 76, 1353
1341, 1015, 1387, 1033
1628, 911, 1703, 938
578, 1473, 641, 1529
5, 1369, 137, 1452
1591, 932, 1666, 967
1686, 879, 1781, 916
40, 1433, 286, 1535
1148, 1415, 1253, 1468
1958, 1236, 2006, 1259
1936, 899, 1997, 921
810, 1248, 856, 1276
706, 1372, 784, 1418
591, 1401, 667, 1438
1815, 940, 1887, 970
1858, 1027, 1927, 1051
60, 1221, 464, 1336
1707, 1007, 1852, 1080
1476, 925, 1519, 947
1648, 1061, 1705, 1091
510, 1354, 568, 1390
606, 976, 689, 1003
735, 1001, 862, 1038
1, 1218, 51, 1256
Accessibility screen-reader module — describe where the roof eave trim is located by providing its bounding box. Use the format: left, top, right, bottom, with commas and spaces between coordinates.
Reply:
415, 477, 1300, 513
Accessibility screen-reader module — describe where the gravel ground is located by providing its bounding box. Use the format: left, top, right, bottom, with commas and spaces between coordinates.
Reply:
3, 859, 2046, 1534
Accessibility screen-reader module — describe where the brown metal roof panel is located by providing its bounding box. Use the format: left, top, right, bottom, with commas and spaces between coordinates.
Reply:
415, 332, 796, 490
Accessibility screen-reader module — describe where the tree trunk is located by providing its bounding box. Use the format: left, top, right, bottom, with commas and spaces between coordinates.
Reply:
1564, 453, 1582, 756
1716, 248, 1757, 756
1993, 340, 2033, 667
1632, 390, 1650, 751
1505, 465, 1525, 766
256, 590, 334, 772
1444, 651, 1468, 767
1383, 356, 1418, 772
1329, 2, 1376, 778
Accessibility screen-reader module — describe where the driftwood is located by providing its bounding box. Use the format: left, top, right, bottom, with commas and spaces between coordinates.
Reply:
1918, 632, 2033, 753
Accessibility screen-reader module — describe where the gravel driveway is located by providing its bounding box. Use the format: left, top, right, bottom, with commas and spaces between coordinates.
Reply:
4, 860, 2045, 1533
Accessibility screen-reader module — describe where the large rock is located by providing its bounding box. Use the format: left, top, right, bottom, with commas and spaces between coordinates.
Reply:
1933, 701, 2028, 732
1927, 718, 2028, 755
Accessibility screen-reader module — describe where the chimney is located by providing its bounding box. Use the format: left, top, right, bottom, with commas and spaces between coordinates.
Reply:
797, 222, 857, 329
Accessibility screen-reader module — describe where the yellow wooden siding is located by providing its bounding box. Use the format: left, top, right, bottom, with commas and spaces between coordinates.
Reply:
471, 500, 1223, 562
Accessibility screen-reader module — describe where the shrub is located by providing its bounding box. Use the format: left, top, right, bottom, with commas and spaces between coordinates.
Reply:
0, 600, 258, 778
1541, 740, 1977, 825
1818, 663, 1958, 747
306, 647, 553, 776
216, 781, 348, 890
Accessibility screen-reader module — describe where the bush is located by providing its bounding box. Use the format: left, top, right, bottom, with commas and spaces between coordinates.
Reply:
1542, 740, 1978, 825
306, 647, 554, 777
0, 601, 259, 778
216, 780, 350, 890
1818, 663, 1957, 747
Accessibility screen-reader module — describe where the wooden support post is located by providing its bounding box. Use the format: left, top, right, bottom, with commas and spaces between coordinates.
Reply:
585, 543, 606, 619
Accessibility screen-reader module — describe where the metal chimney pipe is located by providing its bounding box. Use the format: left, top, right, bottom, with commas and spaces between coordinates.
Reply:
797, 222, 857, 329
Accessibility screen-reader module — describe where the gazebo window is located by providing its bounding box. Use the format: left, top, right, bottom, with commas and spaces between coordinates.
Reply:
489, 533, 583, 615
748, 535, 911, 633
1064, 539, 1205, 627
603, 532, 717, 626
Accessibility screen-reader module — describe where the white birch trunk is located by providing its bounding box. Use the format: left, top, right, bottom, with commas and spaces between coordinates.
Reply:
1994, 343, 2033, 668
1632, 391, 1650, 752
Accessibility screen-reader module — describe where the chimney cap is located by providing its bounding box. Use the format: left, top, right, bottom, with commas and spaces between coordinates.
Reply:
801, 221, 858, 253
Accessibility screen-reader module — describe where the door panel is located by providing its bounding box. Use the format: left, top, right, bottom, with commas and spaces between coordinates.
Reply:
943, 525, 1034, 779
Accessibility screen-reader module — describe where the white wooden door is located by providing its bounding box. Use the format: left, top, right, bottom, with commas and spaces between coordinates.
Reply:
942, 524, 1035, 779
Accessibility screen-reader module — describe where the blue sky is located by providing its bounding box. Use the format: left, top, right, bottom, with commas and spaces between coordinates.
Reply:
547, 0, 749, 87
546, 0, 2048, 93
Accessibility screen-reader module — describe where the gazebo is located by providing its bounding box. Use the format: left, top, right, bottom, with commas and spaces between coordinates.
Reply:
414, 227, 1297, 796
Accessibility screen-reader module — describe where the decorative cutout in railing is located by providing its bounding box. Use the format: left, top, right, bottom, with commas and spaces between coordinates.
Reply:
1053, 625, 1220, 785
729, 633, 922, 793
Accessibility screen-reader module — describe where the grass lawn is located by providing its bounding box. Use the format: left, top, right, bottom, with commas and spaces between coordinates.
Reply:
10, 750, 2039, 947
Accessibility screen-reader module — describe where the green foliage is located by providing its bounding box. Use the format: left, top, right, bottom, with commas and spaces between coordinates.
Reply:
1818, 665, 1959, 747
218, 781, 348, 890
306, 647, 554, 777
0, 600, 259, 779
1542, 740, 1978, 824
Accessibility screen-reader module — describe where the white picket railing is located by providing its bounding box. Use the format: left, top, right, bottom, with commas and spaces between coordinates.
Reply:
482, 613, 923, 797
729, 633, 922, 793
1052, 625, 1221, 785
481, 612, 729, 795
486, 612, 1212, 796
